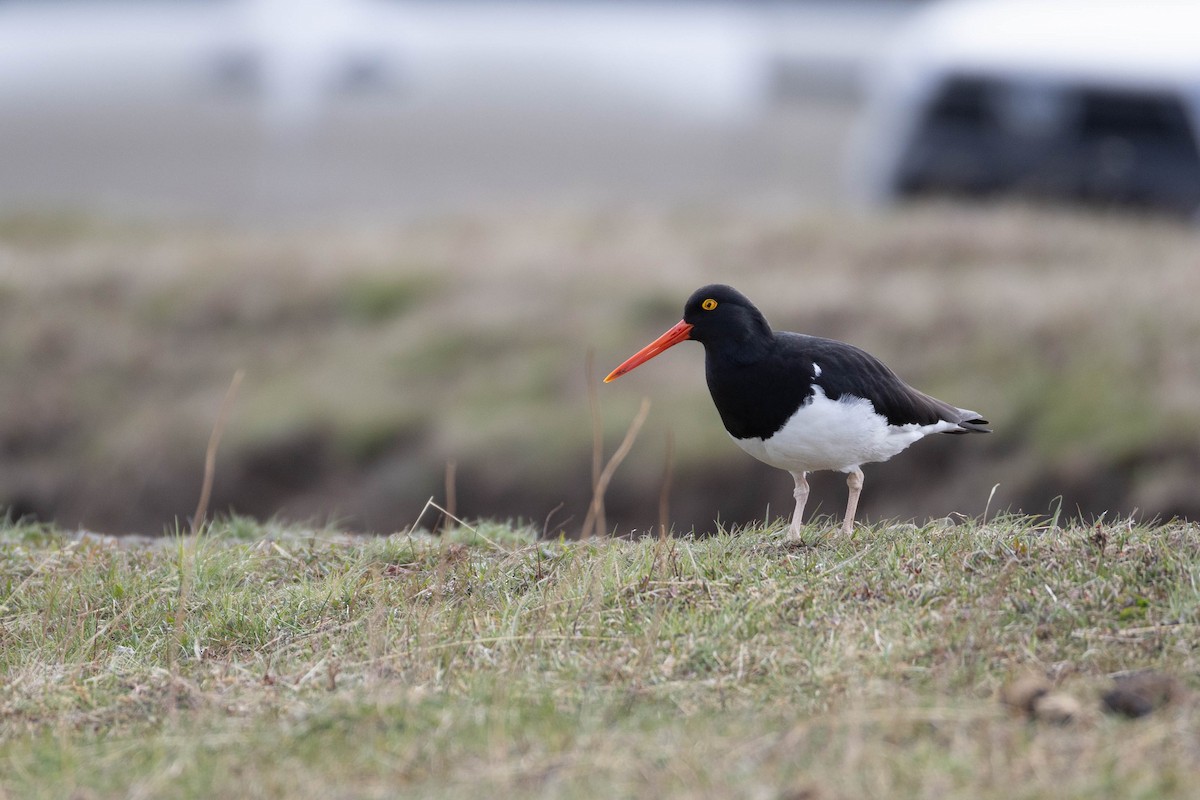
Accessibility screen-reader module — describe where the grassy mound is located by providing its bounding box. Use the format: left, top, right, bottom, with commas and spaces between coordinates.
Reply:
1, 516, 1197, 797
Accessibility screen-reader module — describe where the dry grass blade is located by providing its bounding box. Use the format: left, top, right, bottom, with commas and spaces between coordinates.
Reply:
585, 349, 606, 539
658, 429, 674, 542
191, 369, 245, 535
405, 495, 438, 536
174, 368, 243, 673
984, 482, 1001, 523
444, 459, 458, 527
407, 495, 509, 552
581, 397, 651, 539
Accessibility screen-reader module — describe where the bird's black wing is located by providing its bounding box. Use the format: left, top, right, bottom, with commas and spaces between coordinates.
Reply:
781, 333, 989, 431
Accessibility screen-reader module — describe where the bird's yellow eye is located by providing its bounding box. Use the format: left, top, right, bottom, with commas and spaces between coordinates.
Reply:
701, 298, 718, 311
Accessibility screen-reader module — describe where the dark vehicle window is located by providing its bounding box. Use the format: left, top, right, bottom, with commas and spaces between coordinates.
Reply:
897, 76, 1200, 216
924, 76, 994, 127
1079, 89, 1195, 142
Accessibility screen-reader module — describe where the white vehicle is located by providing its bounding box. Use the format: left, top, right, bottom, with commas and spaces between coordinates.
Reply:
852, 0, 1200, 216
0, 0, 769, 128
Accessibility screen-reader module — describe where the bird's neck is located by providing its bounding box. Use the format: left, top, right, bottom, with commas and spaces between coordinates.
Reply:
703, 327, 774, 367
702, 331, 795, 440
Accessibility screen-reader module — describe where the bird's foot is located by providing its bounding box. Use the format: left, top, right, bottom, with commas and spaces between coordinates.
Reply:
782, 524, 818, 548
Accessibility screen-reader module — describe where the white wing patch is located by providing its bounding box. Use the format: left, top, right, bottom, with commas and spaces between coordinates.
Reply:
732, 386, 962, 473
812, 362, 822, 377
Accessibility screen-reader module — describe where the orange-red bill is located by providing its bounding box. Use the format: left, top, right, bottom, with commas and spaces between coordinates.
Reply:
603, 320, 693, 382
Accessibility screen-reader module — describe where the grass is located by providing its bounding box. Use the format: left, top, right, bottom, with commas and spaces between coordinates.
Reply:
1, 515, 1197, 798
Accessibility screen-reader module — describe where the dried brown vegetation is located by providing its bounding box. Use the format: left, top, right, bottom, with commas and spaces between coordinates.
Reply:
1, 204, 1198, 534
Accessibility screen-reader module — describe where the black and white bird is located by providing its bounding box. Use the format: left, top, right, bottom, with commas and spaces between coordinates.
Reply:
605, 284, 990, 539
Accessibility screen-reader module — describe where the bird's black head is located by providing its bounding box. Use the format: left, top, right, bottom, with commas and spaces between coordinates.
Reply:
604, 284, 774, 382
682, 284, 773, 352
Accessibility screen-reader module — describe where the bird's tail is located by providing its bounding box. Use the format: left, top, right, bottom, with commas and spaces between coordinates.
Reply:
947, 409, 990, 434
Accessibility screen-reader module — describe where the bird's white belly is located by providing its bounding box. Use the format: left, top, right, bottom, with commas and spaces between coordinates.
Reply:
732, 387, 959, 473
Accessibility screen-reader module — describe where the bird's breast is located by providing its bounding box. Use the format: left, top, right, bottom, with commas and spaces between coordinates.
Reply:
704, 355, 814, 441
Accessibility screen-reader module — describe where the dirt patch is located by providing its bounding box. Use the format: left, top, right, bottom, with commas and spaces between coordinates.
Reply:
8, 426, 1189, 537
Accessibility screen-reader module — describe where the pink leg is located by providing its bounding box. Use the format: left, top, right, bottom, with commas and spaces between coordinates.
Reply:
841, 467, 864, 536
785, 471, 809, 542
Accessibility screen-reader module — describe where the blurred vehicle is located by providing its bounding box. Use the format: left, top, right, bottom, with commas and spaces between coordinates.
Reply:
852, 0, 1200, 217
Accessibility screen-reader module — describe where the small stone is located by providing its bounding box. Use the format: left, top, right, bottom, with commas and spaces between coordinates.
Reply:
778, 787, 820, 800
999, 673, 1052, 717
1102, 671, 1184, 718
1032, 691, 1083, 725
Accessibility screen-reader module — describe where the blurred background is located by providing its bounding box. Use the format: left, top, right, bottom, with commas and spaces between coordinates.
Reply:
2, 0, 1199, 536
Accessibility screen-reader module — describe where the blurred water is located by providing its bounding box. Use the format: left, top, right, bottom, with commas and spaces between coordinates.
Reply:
0, 0, 914, 222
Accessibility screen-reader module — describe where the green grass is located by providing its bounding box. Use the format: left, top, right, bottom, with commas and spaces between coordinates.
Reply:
2, 516, 1197, 798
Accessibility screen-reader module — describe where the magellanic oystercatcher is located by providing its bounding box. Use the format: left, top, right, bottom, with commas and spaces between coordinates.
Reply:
605, 284, 990, 540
